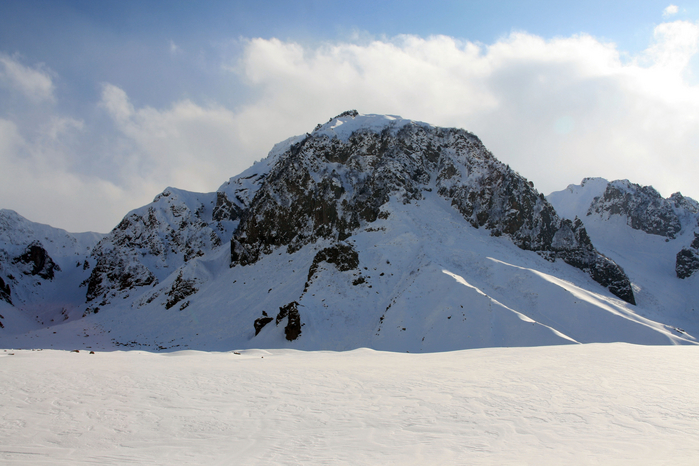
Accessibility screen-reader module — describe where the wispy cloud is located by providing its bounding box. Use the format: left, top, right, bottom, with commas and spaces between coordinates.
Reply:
99, 83, 252, 193
643, 20, 699, 72
0, 53, 55, 103
663, 5, 679, 17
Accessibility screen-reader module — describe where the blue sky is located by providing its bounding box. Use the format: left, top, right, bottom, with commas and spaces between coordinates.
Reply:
1, 0, 698, 232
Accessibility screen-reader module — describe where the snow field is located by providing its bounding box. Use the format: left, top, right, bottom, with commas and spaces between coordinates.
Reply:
1, 344, 698, 465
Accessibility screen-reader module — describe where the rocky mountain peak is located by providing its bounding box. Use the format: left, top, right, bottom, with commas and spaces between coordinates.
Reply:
231, 112, 635, 304
587, 179, 686, 239
549, 178, 699, 280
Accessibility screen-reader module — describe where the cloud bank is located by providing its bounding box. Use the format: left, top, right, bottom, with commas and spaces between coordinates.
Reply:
2, 21, 699, 232
229, 21, 699, 204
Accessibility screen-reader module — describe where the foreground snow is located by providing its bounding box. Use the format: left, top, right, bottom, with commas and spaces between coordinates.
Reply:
1, 344, 698, 465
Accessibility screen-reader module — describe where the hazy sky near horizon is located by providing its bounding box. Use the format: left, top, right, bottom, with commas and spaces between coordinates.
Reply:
2, 0, 699, 232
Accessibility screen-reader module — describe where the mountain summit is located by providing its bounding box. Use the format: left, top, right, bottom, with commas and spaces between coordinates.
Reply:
0, 112, 696, 351
231, 111, 633, 303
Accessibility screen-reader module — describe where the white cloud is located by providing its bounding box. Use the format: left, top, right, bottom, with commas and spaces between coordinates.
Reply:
642, 20, 699, 73
223, 24, 699, 201
0, 53, 55, 103
663, 5, 679, 17
99, 83, 256, 194
0, 116, 142, 233
5, 21, 699, 233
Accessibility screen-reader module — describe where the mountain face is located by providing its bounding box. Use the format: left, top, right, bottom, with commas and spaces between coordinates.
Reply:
548, 177, 699, 280
0, 209, 103, 332
587, 179, 697, 240
548, 177, 699, 341
231, 111, 634, 304
0, 113, 697, 352
79, 138, 293, 315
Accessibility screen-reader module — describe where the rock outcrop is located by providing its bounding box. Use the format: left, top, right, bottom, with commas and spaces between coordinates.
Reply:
0, 276, 11, 305
12, 241, 60, 280
276, 301, 302, 341
677, 233, 699, 279
587, 180, 697, 239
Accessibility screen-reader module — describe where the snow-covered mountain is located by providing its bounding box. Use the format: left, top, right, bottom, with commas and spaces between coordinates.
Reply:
1, 113, 697, 351
0, 209, 104, 334
548, 177, 699, 337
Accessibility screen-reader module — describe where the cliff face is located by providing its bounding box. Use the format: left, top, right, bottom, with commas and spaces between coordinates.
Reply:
677, 232, 699, 279
587, 180, 698, 239
579, 179, 699, 279
231, 112, 635, 304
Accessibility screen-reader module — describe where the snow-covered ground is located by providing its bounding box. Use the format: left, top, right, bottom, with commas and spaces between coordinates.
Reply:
1, 344, 698, 465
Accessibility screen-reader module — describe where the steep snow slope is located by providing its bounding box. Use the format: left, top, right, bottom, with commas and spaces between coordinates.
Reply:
0, 210, 103, 333
548, 178, 699, 337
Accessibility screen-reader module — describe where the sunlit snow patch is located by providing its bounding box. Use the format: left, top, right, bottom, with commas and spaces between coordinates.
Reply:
486, 257, 696, 345
442, 269, 579, 344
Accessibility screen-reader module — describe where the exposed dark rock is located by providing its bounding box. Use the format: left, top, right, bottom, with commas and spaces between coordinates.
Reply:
676, 233, 699, 279
676, 249, 699, 279
588, 181, 683, 239
670, 192, 699, 215
165, 272, 198, 310
276, 301, 302, 341
86, 255, 156, 302
12, 241, 60, 280
254, 311, 274, 336
352, 276, 366, 286
212, 192, 244, 222
0, 276, 11, 305
307, 243, 360, 283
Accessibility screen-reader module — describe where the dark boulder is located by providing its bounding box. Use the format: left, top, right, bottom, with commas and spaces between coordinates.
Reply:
12, 241, 60, 280
676, 234, 699, 279
0, 276, 11, 305
276, 301, 302, 341
254, 311, 274, 336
